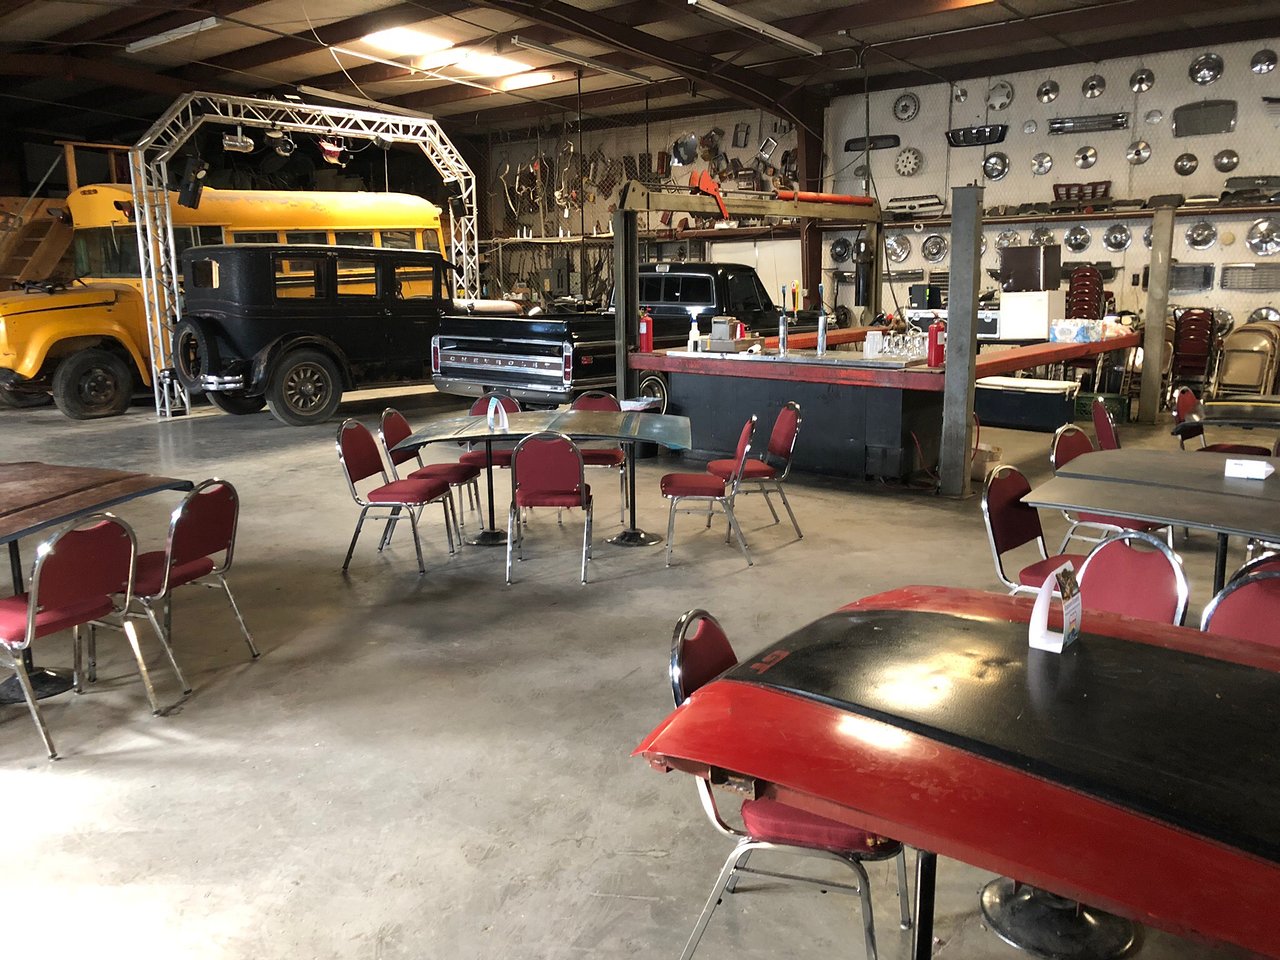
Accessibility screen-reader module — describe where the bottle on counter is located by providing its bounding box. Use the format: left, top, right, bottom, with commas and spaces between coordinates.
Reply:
816, 282, 828, 357
687, 316, 700, 353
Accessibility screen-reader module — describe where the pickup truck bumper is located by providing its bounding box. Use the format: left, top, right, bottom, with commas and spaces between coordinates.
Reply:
432, 375, 575, 406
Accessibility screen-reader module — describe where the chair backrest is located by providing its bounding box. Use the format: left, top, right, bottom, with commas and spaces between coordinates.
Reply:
981, 465, 1045, 586
670, 609, 737, 707
766, 402, 802, 466
1229, 553, 1280, 584
1201, 571, 1280, 643
1172, 387, 1205, 445
1050, 423, 1095, 471
726, 415, 758, 488
469, 392, 520, 416
511, 432, 586, 504
168, 479, 238, 577
1091, 398, 1120, 450
28, 514, 135, 639
379, 408, 417, 467
1078, 531, 1190, 625
570, 390, 621, 412
337, 419, 386, 488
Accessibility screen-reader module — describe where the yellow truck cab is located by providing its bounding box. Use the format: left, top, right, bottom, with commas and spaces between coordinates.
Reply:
0, 184, 447, 419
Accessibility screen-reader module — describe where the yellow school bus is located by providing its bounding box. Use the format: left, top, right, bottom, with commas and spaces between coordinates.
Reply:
0, 185, 446, 419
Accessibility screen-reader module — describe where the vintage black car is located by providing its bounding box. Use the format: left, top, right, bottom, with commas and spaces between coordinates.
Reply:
175, 244, 451, 425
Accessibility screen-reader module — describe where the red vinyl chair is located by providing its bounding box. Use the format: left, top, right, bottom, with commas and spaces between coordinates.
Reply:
380, 407, 482, 543
459, 392, 521, 470
1050, 424, 1170, 550
706, 401, 803, 539
669, 610, 910, 960
1091, 398, 1121, 450
662, 416, 756, 567
569, 390, 627, 522
981, 464, 1086, 595
1202, 570, 1280, 643
1077, 531, 1190, 625
337, 419, 454, 576
0, 514, 162, 758
505, 432, 593, 584
1172, 387, 1271, 455
128, 480, 259, 690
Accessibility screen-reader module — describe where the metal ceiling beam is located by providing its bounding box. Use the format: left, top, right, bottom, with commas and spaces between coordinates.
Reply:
0, 0, 38, 18
0, 54, 213, 97
46, 0, 260, 48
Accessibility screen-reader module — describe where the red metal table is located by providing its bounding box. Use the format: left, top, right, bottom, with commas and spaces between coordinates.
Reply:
0, 461, 192, 701
635, 586, 1280, 959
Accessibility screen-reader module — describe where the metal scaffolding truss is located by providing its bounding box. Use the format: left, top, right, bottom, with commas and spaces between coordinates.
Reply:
129, 91, 479, 416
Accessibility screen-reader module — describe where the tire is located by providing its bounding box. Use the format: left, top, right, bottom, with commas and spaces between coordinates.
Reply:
0, 389, 52, 409
171, 319, 215, 395
51, 349, 134, 420
207, 391, 267, 416
265, 349, 343, 426
637, 373, 669, 414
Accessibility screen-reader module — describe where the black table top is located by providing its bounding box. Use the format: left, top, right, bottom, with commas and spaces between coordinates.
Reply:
1199, 399, 1280, 430
725, 608, 1280, 862
1055, 449, 1280, 501
395, 410, 692, 452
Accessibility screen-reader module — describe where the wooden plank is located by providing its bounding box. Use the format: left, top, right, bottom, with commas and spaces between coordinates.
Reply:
629, 351, 943, 391
972, 334, 1139, 379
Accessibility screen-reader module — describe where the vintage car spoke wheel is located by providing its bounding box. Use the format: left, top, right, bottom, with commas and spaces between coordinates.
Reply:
207, 391, 267, 415
171, 319, 215, 395
637, 373, 668, 414
266, 349, 342, 426
51, 348, 134, 420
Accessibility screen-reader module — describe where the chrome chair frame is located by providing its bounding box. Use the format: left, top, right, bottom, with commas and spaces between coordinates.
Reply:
1, 513, 163, 758
505, 431, 593, 585
1202, 570, 1280, 631
665, 417, 756, 568
1078, 530, 1191, 626
980, 464, 1054, 596
337, 420, 456, 576
570, 390, 628, 523
736, 401, 803, 539
378, 407, 480, 543
669, 610, 910, 960
1229, 552, 1280, 585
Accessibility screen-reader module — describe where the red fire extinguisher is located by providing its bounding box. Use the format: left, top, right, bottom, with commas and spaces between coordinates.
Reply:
638, 309, 654, 353
927, 317, 947, 367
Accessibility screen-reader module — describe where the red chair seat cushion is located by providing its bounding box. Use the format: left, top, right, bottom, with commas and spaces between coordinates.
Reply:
515, 486, 590, 509
460, 448, 514, 469
0, 594, 114, 645
740, 797, 900, 856
1201, 443, 1272, 456
367, 477, 449, 504
1018, 553, 1088, 588
661, 473, 726, 497
407, 461, 482, 485
1077, 512, 1163, 533
581, 448, 624, 467
707, 458, 776, 481
133, 551, 216, 597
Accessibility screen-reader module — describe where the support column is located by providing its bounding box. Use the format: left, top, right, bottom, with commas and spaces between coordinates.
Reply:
612, 208, 639, 398
938, 184, 983, 498
1140, 204, 1176, 423
795, 94, 825, 309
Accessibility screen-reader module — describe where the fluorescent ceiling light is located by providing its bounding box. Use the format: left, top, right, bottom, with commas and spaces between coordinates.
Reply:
508, 36, 651, 84
498, 71, 572, 92
685, 0, 822, 57
454, 52, 529, 77
362, 27, 452, 57
125, 16, 220, 53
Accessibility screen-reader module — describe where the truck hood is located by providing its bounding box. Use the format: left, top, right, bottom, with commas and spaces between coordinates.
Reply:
0, 282, 130, 316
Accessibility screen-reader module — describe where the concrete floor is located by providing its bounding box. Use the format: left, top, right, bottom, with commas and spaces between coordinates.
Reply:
0, 388, 1260, 960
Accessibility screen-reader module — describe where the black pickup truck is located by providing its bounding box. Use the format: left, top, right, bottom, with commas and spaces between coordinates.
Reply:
175, 244, 537, 425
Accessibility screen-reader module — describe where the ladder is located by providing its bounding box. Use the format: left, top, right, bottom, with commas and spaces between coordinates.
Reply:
0, 155, 73, 287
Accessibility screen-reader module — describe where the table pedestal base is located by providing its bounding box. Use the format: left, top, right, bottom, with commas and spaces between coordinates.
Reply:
980, 878, 1135, 960
607, 529, 663, 547
0, 666, 74, 704
467, 529, 508, 547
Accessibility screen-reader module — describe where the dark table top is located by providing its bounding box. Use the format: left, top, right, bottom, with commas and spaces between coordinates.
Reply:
0, 462, 192, 545
394, 410, 693, 452
1199, 399, 1280, 430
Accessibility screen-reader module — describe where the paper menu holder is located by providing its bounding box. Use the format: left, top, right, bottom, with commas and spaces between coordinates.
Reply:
1029, 562, 1083, 654
486, 396, 510, 433
1225, 459, 1275, 480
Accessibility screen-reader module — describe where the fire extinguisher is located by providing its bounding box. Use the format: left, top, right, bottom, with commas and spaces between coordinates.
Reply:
927, 317, 947, 367
638, 308, 654, 353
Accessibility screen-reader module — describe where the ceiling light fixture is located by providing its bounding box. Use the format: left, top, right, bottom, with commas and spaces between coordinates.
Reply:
362, 27, 453, 56
125, 15, 220, 53
685, 0, 822, 56
453, 51, 529, 77
497, 70, 573, 92
508, 36, 651, 84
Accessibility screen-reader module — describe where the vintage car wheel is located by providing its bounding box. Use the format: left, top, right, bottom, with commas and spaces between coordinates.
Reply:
207, 391, 267, 416
51, 348, 134, 419
266, 349, 343, 426
171, 319, 216, 395
0, 389, 52, 408
637, 373, 668, 414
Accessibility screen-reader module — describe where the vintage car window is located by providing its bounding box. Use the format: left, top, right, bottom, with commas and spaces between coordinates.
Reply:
639, 275, 663, 302
392, 263, 436, 300
274, 256, 326, 300
285, 230, 328, 245
381, 230, 416, 249
232, 231, 279, 244
670, 275, 713, 305
336, 258, 378, 298
726, 271, 763, 312
335, 231, 374, 247
190, 259, 219, 289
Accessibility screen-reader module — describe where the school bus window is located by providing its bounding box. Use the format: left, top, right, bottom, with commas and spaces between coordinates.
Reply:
285, 230, 327, 244
335, 231, 374, 247
336, 258, 378, 298
74, 227, 140, 278
381, 230, 415, 249
196, 226, 223, 245
393, 263, 436, 299
274, 257, 326, 299
190, 259, 219, 289
422, 231, 441, 252
233, 231, 279, 243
